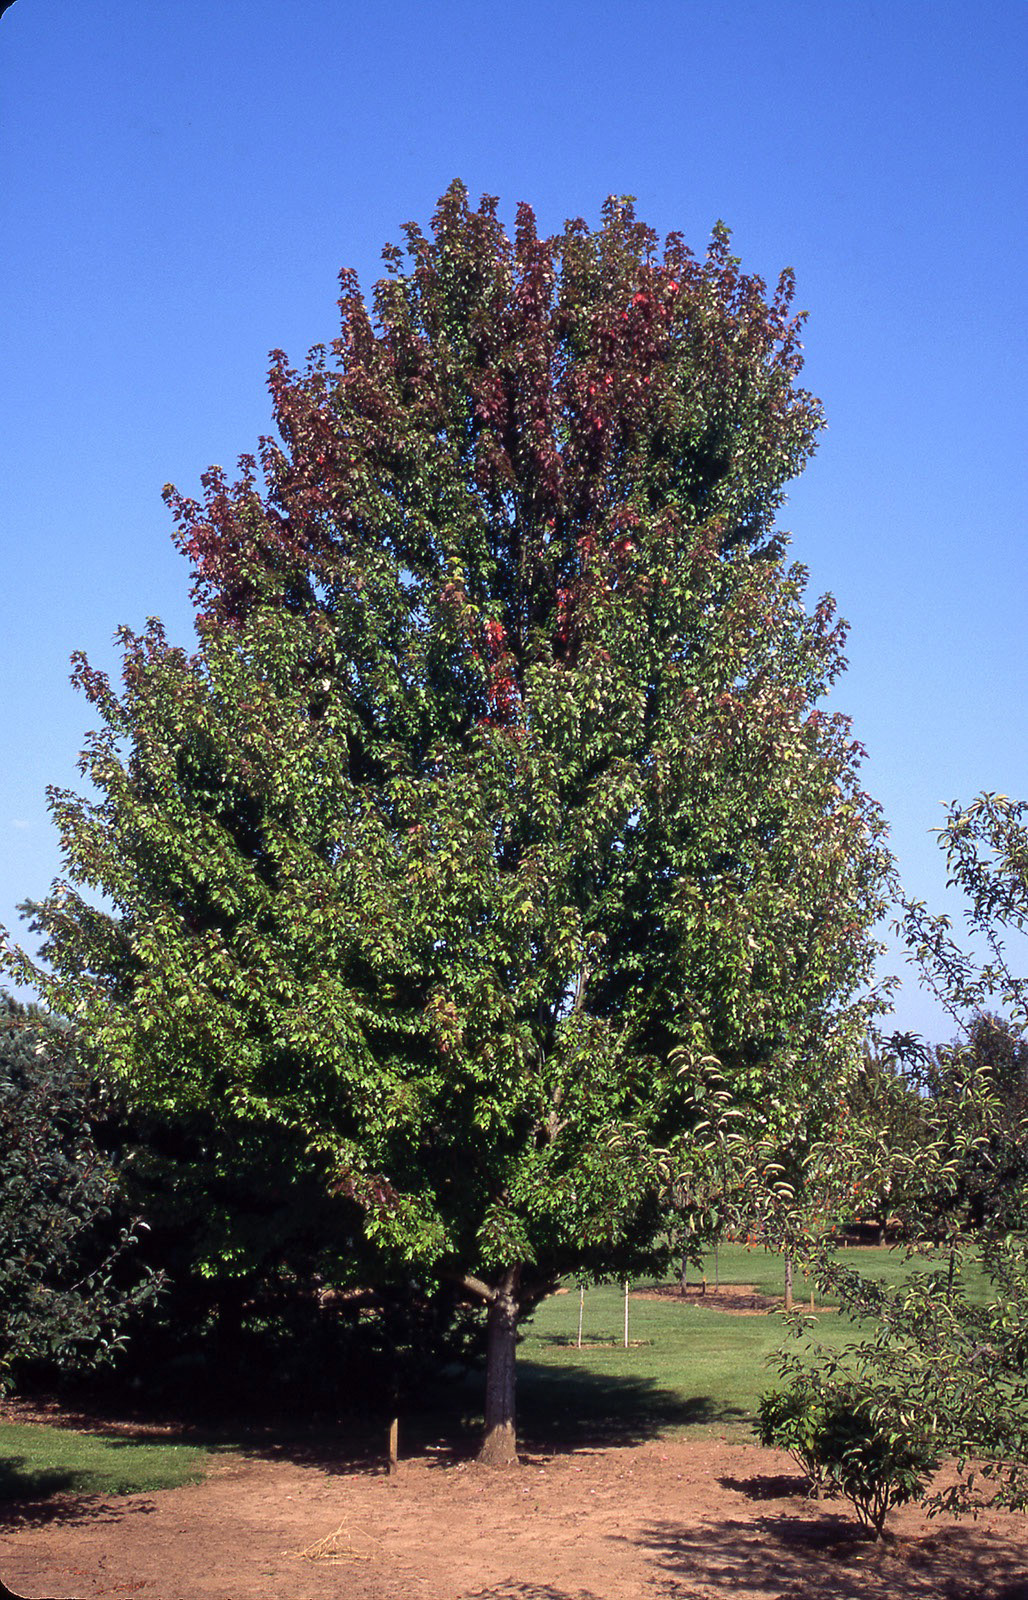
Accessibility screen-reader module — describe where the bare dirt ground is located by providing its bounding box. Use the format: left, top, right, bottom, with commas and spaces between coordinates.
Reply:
1, 1425, 1027, 1600
634, 1282, 787, 1315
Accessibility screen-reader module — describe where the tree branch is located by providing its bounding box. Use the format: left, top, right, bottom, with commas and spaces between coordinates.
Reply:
446, 1270, 498, 1304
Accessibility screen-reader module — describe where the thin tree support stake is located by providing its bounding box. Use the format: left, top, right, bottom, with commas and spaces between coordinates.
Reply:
784, 1255, 794, 1312
624, 1280, 629, 1348
577, 1284, 584, 1349
388, 1415, 399, 1474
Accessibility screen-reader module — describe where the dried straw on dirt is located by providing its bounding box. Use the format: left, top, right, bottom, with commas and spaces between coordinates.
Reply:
2, 1436, 1027, 1600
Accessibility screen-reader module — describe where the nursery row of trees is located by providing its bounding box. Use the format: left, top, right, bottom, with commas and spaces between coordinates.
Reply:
2, 187, 1026, 1491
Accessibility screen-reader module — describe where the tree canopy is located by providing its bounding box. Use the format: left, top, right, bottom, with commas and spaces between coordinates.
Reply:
11, 184, 891, 1461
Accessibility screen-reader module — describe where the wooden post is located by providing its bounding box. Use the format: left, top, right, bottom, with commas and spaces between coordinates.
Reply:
577, 1284, 584, 1349
623, 1280, 629, 1348
388, 1414, 399, 1474
784, 1255, 793, 1312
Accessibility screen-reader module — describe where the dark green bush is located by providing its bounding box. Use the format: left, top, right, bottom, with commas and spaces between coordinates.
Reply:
756, 1376, 830, 1497
0, 994, 157, 1387
758, 1375, 938, 1537
818, 1385, 938, 1537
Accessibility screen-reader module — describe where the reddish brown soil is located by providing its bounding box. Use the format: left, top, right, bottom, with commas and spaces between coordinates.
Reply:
1, 1426, 1026, 1600
635, 1282, 785, 1314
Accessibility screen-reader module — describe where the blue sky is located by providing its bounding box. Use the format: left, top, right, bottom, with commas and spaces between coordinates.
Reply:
2, 0, 1025, 1040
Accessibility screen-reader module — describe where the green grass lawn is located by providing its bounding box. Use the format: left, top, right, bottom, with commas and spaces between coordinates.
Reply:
513, 1243, 993, 1446
0, 1422, 208, 1503
679, 1239, 992, 1299
518, 1287, 778, 1444
0, 1243, 999, 1494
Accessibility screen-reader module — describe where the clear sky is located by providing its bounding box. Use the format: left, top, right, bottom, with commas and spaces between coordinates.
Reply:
2, 0, 1025, 1041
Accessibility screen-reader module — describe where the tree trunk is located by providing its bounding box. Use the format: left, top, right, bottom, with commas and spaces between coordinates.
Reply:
784, 1255, 793, 1311
478, 1267, 520, 1466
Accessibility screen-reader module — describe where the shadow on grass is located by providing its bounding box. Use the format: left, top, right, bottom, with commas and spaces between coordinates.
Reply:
231, 1367, 730, 1476
515, 1358, 745, 1454
360, 1359, 745, 1470
0, 1359, 745, 1507
0, 1455, 159, 1530
0, 1458, 86, 1504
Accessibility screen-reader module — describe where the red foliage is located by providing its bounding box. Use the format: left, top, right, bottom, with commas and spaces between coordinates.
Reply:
163, 184, 823, 745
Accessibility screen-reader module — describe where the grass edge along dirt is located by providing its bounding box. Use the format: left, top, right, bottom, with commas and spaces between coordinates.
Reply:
0, 1422, 208, 1503
0, 1246, 994, 1497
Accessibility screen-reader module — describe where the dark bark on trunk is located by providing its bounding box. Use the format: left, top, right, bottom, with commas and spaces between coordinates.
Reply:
478, 1266, 520, 1466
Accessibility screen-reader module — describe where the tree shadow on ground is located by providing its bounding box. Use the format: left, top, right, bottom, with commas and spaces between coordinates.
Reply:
3, 1362, 743, 1494
719, 1469, 812, 1500
0, 1454, 157, 1530
2, 1392, 386, 1477
252, 1364, 731, 1474
0, 1459, 85, 1505
637, 1514, 1028, 1599
459, 1585, 604, 1600
514, 1359, 744, 1455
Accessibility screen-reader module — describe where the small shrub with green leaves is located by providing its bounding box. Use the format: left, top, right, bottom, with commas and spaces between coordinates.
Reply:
817, 1385, 938, 1538
759, 1375, 938, 1538
756, 1377, 830, 1498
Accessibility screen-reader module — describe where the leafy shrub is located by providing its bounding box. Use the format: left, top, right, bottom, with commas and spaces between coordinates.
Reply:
817, 1385, 938, 1537
756, 1377, 830, 1497
758, 1374, 938, 1537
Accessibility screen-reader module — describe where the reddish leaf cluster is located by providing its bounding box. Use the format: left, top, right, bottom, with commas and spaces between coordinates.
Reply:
164, 183, 822, 710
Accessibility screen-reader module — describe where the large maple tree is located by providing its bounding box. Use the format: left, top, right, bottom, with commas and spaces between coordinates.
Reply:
15, 185, 890, 1461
